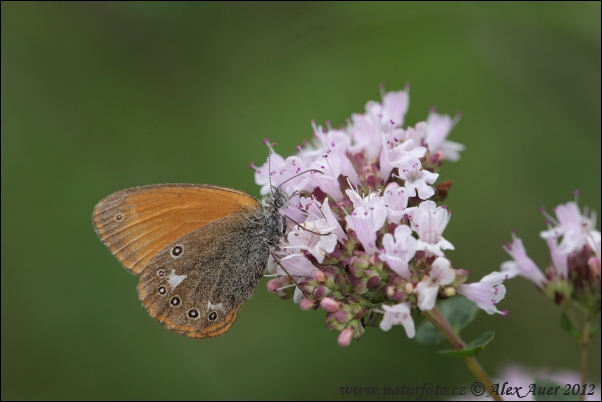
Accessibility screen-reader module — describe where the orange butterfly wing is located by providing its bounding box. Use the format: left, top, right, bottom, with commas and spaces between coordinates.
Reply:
92, 184, 260, 275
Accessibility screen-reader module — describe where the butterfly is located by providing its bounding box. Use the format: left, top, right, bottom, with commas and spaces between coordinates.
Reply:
92, 183, 288, 338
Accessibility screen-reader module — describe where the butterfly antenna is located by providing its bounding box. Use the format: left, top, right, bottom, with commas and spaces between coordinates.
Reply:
266, 140, 275, 198
276, 169, 323, 191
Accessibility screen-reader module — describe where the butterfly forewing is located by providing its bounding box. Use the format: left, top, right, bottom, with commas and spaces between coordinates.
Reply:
92, 184, 260, 275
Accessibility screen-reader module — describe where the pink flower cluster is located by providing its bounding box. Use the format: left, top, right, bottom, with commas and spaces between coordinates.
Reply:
252, 86, 507, 346
502, 195, 601, 307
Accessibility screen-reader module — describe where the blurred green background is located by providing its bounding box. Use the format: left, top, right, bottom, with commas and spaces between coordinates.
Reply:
2, 2, 600, 400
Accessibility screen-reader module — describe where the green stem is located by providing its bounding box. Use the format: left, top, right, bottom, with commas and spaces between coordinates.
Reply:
580, 317, 591, 401
422, 307, 502, 402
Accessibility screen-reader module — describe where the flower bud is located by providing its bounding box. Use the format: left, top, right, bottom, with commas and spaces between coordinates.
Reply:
338, 326, 354, 347
320, 297, 341, 313
367, 275, 381, 289
313, 286, 332, 299
333, 309, 352, 324
299, 298, 317, 311
267, 279, 280, 293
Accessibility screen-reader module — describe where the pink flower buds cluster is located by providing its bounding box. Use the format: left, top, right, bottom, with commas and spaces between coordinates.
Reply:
253, 86, 508, 346
502, 195, 601, 310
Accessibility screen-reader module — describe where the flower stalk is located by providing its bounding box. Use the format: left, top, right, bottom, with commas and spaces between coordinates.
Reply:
422, 307, 502, 402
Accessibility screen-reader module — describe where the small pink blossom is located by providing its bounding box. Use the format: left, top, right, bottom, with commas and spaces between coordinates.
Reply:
414, 257, 456, 311
409, 200, 454, 257
303, 197, 347, 241
425, 111, 464, 162
543, 235, 568, 278
380, 135, 427, 181
501, 233, 547, 288
379, 225, 417, 279
382, 89, 410, 128
540, 201, 600, 256
253, 152, 313, 196
382, 182, 412, 225
457, 272, 507, 315
307, 152, 344, 201
284, 198, 340, 263
285, 224, 337, 264
278, 251, 320, 278
344, 184, 383, 209
349, 89, 410, 160
402, 122, 427, 147
345, 205, 387, 255
379, 302, 415, 338
396, 160, 439, 200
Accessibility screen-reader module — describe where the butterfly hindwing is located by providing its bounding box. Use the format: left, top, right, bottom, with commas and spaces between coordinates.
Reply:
136, 212, 269, 338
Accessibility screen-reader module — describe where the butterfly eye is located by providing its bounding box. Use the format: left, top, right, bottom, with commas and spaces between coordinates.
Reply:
169, 296, 181, 307
170, 245, 184, 259
208, 311, 218, 321
157, 286, 167, 296
187, 309, 200, 320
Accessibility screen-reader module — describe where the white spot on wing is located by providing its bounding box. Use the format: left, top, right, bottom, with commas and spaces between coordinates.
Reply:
207, 301, 225, 313
167, 269, 187, 290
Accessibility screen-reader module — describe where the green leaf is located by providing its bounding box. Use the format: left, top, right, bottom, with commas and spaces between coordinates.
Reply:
589, 324, 601, 336
560, 312, 580, 339
415, 297, 479, 345
438, 331, 495, 358
441, 297, 479, 333
415, 319, 446, 345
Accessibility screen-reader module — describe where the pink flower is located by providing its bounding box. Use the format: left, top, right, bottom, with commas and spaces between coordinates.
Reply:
543, 235, 568, 278
380, 135, 427, 181
303, 125, 360, 186
344, 186, 387, 254
309, 153, 345, 201
278, 251, 320, 278
409, 201, 454, 257
303, 197, 347, 242
425, 111, 464, 162
253, 151, 314, 196
382, 182, 412, 225
501, 233, 547, 288
349, 89, 410, 160
396, 160, 439, 200
402, 122, 427, 147
457, 272, 507, 315
379, 302, 415, 338
284, 198, 343, 264
540, 201, 600, 256
382, 89, 410, 128
379, 225, 417, 279
414, 257, 456, 311
345, 183, 383, 209
346, 205, 387, 255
